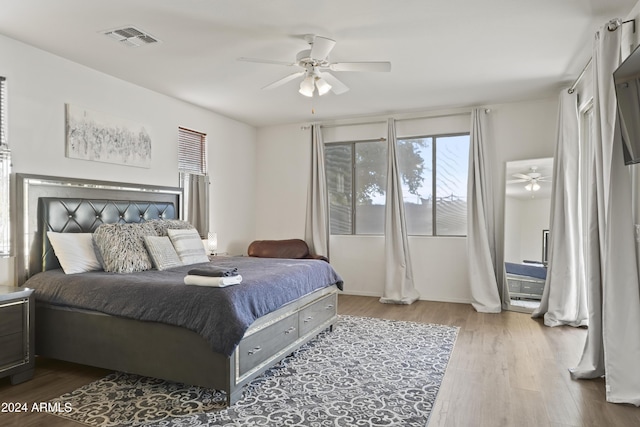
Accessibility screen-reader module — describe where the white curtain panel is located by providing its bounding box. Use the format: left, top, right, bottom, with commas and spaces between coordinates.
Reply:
380, 118, 419, 304
304, 124, 330, 259
467, 109, 501, 312
532, 90, 588, 327
187, 173, 209, 238
571, 20, 640, 406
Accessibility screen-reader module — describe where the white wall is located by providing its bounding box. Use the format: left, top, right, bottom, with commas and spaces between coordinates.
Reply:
518, 197, 551, 262
256, 98, 558, 303
504, 197, 523, 263
0, 34, 257, 281
504, 196, 551, 263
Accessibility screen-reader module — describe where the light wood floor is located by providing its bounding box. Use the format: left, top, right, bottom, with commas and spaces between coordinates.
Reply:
1, 294, 639, 426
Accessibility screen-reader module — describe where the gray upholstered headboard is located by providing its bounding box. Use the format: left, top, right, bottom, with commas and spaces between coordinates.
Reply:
37, 198, 177, 273
15, 174, 182, 284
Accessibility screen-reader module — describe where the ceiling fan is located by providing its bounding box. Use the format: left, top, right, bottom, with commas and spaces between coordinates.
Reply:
238, 34, 391, 97
508, 167, 552, 191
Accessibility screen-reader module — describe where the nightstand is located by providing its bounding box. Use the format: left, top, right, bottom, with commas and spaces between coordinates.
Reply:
0, 286, 34, 384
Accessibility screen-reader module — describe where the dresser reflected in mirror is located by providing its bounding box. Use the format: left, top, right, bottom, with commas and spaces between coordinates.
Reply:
503, 157, 553, 313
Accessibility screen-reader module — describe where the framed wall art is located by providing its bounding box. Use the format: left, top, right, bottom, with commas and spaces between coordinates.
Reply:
65, 104, 151, 168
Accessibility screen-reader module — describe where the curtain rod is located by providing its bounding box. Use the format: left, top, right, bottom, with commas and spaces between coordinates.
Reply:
319, 119, 385, 129
319, 110, 474, 129
568, 58, 592, 94
568, 18, 635, 94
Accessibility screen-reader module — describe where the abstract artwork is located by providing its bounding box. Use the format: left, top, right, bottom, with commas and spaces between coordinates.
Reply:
65, 104, 151, 168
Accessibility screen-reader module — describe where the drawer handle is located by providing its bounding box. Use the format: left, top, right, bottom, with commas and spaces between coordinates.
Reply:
284, 326, 296, 334
303, 316, 314, 323
247, 346, 262, 355
325, 304, 334, 309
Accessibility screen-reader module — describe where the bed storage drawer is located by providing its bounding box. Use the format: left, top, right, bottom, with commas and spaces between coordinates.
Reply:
507, 274, 544, 300
238, 314, 299, 376
521, 282, 544, 296
507, 278, 522, 294
298, 293, 337, 336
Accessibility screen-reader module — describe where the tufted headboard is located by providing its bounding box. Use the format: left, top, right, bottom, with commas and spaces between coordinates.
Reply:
16, 174, 182, 284
37, 198, 177, 273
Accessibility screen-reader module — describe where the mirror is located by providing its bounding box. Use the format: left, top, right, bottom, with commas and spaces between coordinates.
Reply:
503, 157, 553, 313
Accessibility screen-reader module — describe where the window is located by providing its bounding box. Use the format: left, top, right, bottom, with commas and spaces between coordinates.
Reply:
326, 139, 387, 234
325, 133, 469, 236
0, 76, 10, 256
178, 127, 209, 235
178, 127, 207, 175
398, 134, 469, 236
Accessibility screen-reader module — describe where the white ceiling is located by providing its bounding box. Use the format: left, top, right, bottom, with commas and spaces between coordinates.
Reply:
0, 0, 636, 127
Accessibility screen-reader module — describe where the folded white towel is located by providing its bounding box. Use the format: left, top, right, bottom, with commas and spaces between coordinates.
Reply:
184, 274, 243, 287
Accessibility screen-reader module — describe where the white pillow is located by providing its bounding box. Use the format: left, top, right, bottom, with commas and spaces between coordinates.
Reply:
167, 228, 209, 265
47, 232, 102, 274
144, 235, 183, 271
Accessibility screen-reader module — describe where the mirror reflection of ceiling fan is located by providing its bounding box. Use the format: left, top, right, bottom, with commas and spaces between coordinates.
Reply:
238, 34, 391, 97
507, 166, 552, 191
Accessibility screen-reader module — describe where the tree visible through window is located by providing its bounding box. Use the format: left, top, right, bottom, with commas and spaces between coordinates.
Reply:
325, 133, 469, 236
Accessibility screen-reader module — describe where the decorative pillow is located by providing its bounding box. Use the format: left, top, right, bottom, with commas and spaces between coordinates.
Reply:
46, 232, 102, 274
167, 228, 210, 265
144, 236, 183, 271
93, 222, 157, 273
146, 219, 194, 237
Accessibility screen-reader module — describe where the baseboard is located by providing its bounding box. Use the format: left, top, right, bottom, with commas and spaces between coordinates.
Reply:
339, 290, 382, 298
339, 290, 471, 305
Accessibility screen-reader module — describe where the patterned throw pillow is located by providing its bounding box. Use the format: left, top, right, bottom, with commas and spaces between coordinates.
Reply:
167, 228, 209, 265
144, 235, 183, 271
146, 219, 194, 236
93, 222, 157, 273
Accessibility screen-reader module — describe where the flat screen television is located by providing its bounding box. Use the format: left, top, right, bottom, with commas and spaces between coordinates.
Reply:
614, 44, 640, 165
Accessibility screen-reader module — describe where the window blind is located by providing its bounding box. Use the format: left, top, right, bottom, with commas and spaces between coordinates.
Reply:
178, 127, 207, 175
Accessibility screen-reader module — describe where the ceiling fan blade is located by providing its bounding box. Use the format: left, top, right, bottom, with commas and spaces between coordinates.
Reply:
512, 173, 531, 180
329, 62, 392, 72
261, 71, 305, 90
320, 72, 349, 95
238, 57, 297, 67
310, 36, 336, 61
507, 179, 528, 184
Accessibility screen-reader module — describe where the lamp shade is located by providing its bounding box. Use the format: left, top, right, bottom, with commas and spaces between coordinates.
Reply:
525, 182, 540, 192
315, 78, 332, 96
299, 76, 314, 97
207, 232, 218, 253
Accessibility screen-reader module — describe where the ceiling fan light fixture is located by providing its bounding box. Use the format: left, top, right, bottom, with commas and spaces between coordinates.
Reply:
315, 77, 332, 96
299, 76, 314, 97
525, 182, 541, 192
240, 35, 390, 96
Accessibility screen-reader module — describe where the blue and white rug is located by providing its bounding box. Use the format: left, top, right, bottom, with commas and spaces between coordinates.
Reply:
51, 315, 459, 426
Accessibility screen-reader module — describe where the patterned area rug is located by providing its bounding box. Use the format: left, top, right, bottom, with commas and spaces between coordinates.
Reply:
51, 315, 459, 426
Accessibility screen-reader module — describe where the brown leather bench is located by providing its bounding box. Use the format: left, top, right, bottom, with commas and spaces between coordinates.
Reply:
247, 239, 328, 262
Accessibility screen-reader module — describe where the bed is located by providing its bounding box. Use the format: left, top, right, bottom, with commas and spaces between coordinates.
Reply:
505, 262, 547, 300
15, 174, 343, 405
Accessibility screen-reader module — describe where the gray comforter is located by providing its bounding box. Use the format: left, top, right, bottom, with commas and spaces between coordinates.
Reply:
24, 257, 343, 356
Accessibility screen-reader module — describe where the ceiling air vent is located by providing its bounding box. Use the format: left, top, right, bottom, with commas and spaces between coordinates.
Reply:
102, 26, 160, 48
